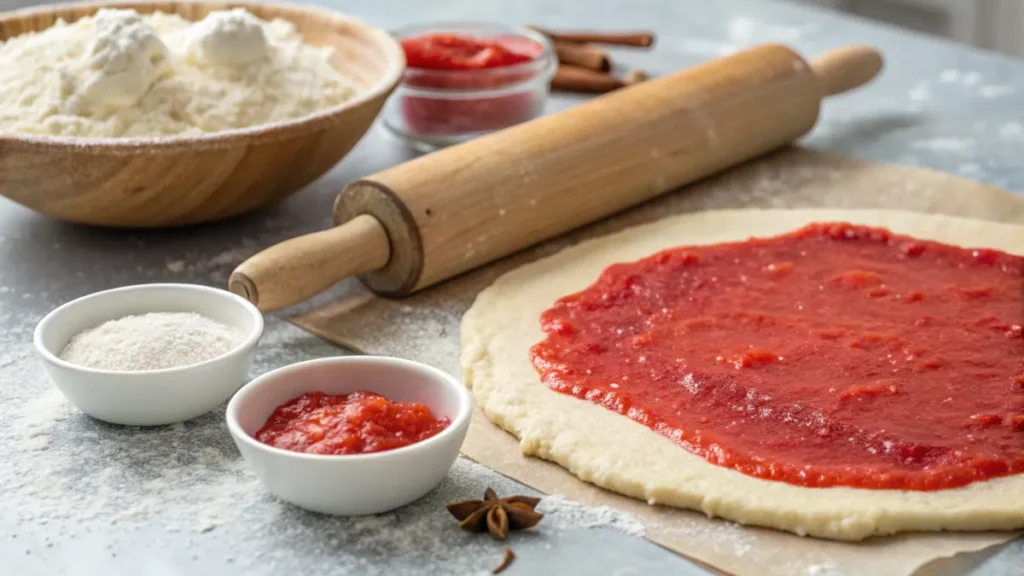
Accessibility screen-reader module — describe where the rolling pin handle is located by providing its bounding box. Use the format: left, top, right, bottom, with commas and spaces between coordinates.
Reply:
229, 214, 391, 312
809, 45, 884, 98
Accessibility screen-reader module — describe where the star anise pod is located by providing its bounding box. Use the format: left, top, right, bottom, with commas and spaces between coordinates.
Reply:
446, 488, 544, 540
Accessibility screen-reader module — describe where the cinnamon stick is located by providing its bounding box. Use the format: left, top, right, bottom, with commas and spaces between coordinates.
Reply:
553, 41, 611, 72
533, 27, 655, 48
551, 65, 624, 94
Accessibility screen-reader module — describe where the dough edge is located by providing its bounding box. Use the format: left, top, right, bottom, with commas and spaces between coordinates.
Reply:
460, 208, 1024, 541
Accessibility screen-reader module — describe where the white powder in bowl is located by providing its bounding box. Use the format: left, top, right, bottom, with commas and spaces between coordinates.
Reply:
0, 8, 357, 138
59, 311, 245, 371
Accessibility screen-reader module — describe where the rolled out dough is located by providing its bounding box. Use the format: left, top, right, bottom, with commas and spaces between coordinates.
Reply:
460, 208, 1024, 541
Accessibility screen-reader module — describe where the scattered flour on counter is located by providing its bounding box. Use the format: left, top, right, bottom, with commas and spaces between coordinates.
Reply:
203, 245, 261, 268
779, 560, 845, 576
909, 137, 975, 153
0, 318, 333, 536
726, 15, 812, 45
939, 69, 982, 86
932, 70, 1015, 99
806, 562, 843, 576
213, 457, 549, 574
980, 85, 1016, 99
673, 518, 755, 558
18, 387, 73, 452
669, 38, 737, 57
908, 82, 931, 102
958, 162, 983, 175
536, 495, 646, 537
164, 242, 262, 282
1000, 122, 1024, 139
3, 385, 270, 532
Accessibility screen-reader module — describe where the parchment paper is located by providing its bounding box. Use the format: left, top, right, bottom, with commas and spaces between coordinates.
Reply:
292, 147, 1024, 576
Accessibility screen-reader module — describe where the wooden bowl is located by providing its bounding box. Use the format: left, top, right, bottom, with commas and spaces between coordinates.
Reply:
0, 1, 405, 227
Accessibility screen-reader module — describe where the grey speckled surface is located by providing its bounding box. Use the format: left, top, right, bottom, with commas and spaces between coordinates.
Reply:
2, 0, 1024, 574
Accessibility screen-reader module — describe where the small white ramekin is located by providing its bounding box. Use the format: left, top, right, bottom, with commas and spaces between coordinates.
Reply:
33, 283, 263, 426
226, 356, 472, 516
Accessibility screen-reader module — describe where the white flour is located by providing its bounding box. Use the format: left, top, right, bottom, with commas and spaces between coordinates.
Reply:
979, 85, 1016, 99
726, 16, 812, 45
535, 495, 646, 537
939, 69, 982, 86
778, 559, 845, 576
805, 562, 843, 575
59, 311, 245, 371
19, 384, 72, 452
2, 321, 325, 533
915, 70, 1017, 103
669, 38, 737, 57
6, 383, 270, 531
673, 518, 755, 558
1001, 122, 1024, 139
0, 8, 355, 138
165, 242, 263, 283
909, 137, 975, 154
908, 82, 930, 102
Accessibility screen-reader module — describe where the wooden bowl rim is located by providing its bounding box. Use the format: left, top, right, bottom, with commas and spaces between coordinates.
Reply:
0, 0, 406, 154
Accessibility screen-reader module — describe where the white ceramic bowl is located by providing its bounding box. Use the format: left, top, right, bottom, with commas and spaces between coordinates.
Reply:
226, 356, 472, 516
34, 283, 264, 426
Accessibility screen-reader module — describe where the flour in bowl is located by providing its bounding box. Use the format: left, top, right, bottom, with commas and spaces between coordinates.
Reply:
59, 312, 245, 371
0, 8, 357, 137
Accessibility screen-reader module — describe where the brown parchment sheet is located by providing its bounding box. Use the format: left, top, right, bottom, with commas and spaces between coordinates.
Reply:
292, 147, 1024, 576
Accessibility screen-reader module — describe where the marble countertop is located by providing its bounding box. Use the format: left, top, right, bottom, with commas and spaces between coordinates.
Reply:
2, 0, 1023, 574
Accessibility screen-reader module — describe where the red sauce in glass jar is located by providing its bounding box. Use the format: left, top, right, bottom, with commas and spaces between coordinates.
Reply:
402, 33, 537, 70
398, 32, 547, 136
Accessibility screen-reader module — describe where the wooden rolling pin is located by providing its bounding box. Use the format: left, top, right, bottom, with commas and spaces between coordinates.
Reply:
231, 44, 883, 311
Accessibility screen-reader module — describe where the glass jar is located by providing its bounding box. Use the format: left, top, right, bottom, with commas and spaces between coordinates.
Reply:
383, 23, 556, 151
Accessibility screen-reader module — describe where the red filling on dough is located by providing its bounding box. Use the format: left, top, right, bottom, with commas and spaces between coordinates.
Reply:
530, 222, 1024, 491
